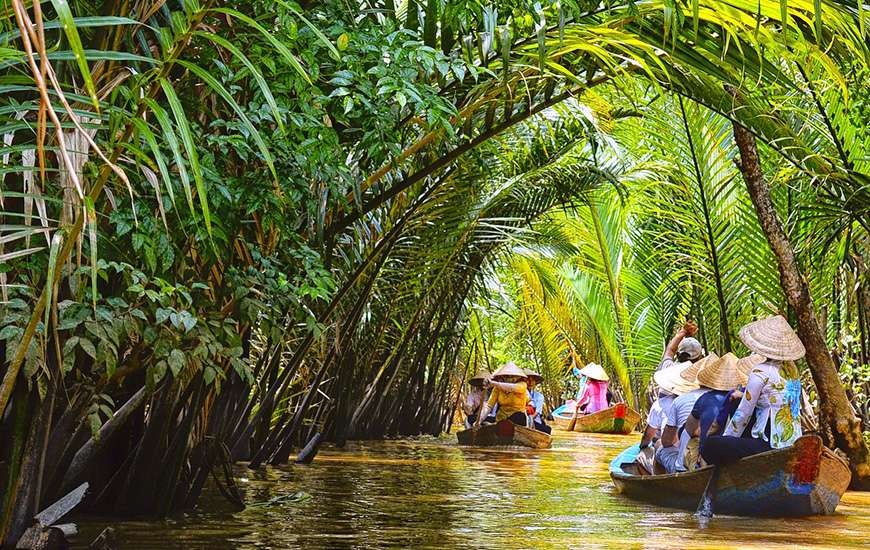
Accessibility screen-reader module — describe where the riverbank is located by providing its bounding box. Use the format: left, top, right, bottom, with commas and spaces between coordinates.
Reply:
72, 431, 870, 549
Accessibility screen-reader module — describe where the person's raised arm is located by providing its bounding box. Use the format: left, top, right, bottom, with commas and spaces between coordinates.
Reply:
662, 320, 698, 362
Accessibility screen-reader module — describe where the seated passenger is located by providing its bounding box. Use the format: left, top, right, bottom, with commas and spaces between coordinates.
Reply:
462, 370, 491, 429
575, 363, 610, 415
524, 369, 552, 434
681, 353, 760, 470
640, 321, 704, 448
635, 360, 702, 474
703, 316, 805, 465
655, 353, 719, 474
476, 362, 529, 427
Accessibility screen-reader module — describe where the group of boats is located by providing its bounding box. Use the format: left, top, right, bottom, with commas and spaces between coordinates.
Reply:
456, 403, 852, 518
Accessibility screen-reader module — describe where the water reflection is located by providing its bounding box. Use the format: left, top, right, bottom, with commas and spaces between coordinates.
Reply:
73, 431, 870, 549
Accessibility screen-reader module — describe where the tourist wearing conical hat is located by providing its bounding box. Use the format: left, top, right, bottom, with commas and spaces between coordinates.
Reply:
702, 316, 806, 466
475, 362, 529, 427
524, 369, 551, 434
655, 353, 719, 474
680, 353, 751, 470
640, 358, 705, 449
575, 363, 610, 415
462, 369, 491, 429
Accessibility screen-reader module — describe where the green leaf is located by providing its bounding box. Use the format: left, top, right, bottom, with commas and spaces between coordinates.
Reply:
168, 349, 185, 376
277, 0, 341, 61
175, 60, 277, 182
159, 79, 212, 236
211, 8, 312, 83
49, 0, 100, 111
194, 31, 284, 133
79, 337, 97, 359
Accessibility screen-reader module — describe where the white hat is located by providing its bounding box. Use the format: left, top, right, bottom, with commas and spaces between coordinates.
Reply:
654, 362, 700, 396
739, 316, 805, 361
579, 362, 609, 381
491, 362, 528, 379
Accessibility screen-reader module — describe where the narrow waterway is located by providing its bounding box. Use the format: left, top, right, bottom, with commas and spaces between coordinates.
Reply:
74, 431, 870, 548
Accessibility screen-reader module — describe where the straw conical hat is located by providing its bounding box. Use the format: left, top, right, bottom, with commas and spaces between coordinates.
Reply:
739, 315, 805, 361
524, 369, 543, 382
491, 362, 528, 379
469, 370, 491, 384
653, 363, 700, 396
680, 353, 719, 382
737, 353, 765, 377
579, 362, 609, 381
697, 352, 748, 391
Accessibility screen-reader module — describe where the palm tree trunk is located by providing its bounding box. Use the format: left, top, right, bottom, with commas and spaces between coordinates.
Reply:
731, 114, 870, 488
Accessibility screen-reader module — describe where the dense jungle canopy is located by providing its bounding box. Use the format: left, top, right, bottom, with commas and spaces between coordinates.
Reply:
0, 0, 868, 544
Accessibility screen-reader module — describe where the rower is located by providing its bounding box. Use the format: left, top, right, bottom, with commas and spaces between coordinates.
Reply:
703, 316, 805, 465
575, 363, 610, 415
524, 369, 551, 434
461, 370, 491, 429
476, 362, 529, 427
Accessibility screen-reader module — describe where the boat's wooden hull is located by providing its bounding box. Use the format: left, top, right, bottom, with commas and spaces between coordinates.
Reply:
609, 435, 850, 517
456, 420, 552, 449
552, 403, 641, 434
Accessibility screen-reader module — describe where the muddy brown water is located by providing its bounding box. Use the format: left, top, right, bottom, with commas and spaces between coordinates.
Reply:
72, 430, 870, 549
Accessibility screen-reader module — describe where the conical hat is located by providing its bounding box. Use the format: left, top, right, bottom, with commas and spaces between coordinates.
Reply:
653, 363, 700, 396
680, 353, 719, 382
738, 315, 805, 361
697, 352, 747, 391
469, 370, 491, 384
491, 362, 528, 379
579, 362, 609, 381
737, 353, 765, 377
523, 369, 543, 382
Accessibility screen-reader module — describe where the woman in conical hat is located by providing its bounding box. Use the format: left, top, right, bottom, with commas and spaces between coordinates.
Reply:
475, 362, 529, 427
575, 363, 610, 415
703, 316, 806, 466
462, 370, 490, 428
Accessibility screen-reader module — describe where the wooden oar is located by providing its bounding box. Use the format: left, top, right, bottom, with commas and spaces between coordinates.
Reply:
567, 375, 588, 431
696, 466, 720, 526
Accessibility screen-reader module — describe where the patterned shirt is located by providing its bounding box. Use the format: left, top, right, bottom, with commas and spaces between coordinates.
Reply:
723, 360, 802, 448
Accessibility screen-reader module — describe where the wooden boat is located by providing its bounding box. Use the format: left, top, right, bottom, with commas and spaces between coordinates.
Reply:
456, 419, 552, 449
609, 435, 850, 516
552, 403, 641, 434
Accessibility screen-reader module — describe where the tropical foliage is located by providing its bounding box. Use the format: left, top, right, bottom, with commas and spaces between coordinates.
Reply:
0, 0, 867, 542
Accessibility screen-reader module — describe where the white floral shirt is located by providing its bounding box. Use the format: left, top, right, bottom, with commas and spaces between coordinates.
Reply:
723, 360, 802, 448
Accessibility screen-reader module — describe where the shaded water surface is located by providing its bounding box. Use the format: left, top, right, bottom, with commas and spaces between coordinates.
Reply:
74, 431, 870, 548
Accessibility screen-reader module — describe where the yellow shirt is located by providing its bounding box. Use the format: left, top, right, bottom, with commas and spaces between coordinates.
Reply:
487, 381, 528, 421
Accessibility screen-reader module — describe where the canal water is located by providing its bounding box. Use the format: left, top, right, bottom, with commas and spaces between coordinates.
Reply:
73, 430, 870, 548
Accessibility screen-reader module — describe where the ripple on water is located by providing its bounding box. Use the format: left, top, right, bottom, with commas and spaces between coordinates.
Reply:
71, 431, 870, 549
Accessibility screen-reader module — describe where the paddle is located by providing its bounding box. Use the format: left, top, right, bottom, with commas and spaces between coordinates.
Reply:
695, 466, 720, 527
567, 375, 588, 431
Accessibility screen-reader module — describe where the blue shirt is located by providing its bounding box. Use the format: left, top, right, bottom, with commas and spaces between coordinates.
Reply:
690, 390, 729, 450
528, 389, 545, 423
